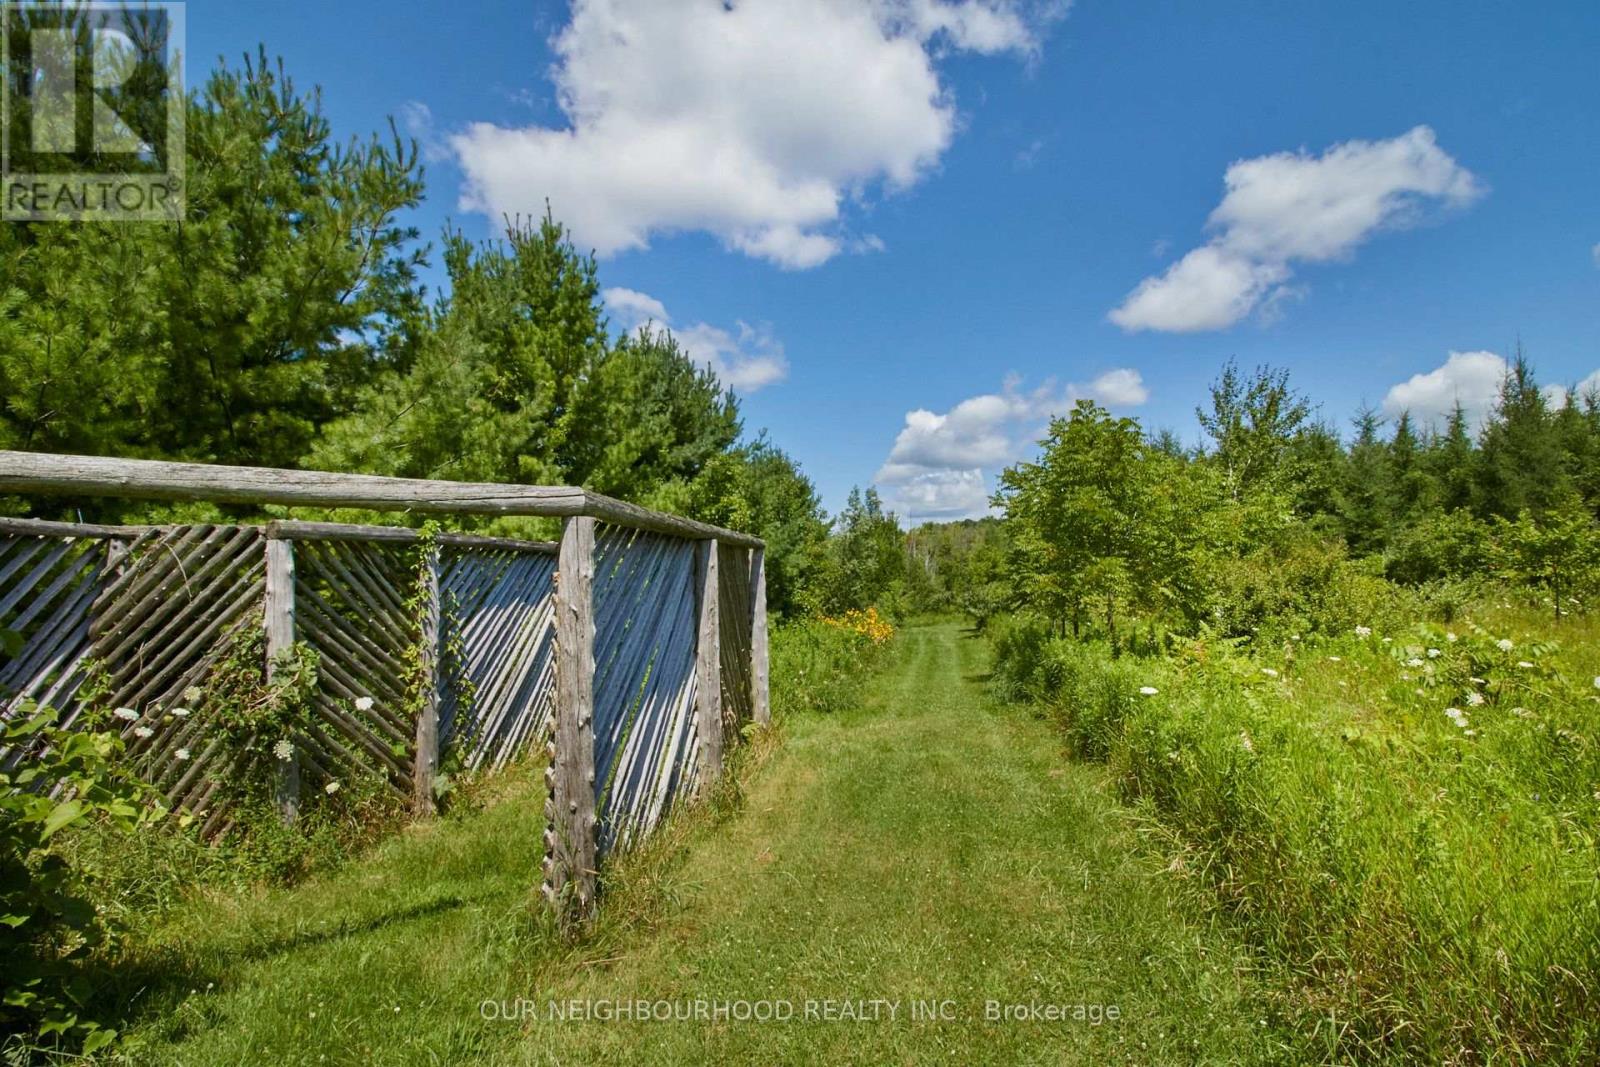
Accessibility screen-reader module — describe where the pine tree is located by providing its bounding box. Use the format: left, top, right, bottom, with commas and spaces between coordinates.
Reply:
1477, 351, 1568, 517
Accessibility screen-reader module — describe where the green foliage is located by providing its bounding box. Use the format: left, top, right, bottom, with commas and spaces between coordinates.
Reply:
768, 616, 894, 718
902, 517, 1010, 621
2, 46, 834, 619
1492, 492, 1600, 619
807, 487, 905, 616
995, 400, 1201, 644
991, 608, 1600, 1061
0, 50, 425, 489
664, 436, 830, 619
1195, 360, 1312, 499
1, 701, 157, 1056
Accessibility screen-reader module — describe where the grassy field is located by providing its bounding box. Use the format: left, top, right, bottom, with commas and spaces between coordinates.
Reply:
991, 605, 1600, 1063
100, 620, 1291, 1065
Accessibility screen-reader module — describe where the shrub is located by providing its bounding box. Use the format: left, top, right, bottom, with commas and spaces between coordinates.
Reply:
770, 613, 895, 718
1, 702, 157, 1056
996, 612, 1600, 1061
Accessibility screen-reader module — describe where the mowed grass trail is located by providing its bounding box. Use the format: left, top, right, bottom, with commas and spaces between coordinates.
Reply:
118, 621, 1286, 1065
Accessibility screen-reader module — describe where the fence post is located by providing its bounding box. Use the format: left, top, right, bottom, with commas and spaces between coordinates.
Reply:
412, 543, 442, 815
545, 515, 598, 924
694, 539, 723, 786
264, 536, 300, 824
749, 546, 770, 726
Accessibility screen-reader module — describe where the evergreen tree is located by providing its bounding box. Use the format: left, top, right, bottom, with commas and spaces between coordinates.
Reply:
1340, 407, 1388, 554
1477, 352, 1567, 517
1426, 401, 1478, 515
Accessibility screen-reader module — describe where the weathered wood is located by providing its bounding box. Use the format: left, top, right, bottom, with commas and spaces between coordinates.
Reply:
268, 520, 557, 555
546, 516, 598, 924
0, 451, 760, 547
413, 544, 442, 816
693, 539, 723, 785
750, 547, 771, 726
0, 516, 151, 539
264, 537, 300, 824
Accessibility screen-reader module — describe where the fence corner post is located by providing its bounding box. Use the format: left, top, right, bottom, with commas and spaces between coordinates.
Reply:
750, 546, 770, 726
412, 543, 442, 816
264, 535, 300, 825
545, 515, 598, 925
694, 538, 723, 787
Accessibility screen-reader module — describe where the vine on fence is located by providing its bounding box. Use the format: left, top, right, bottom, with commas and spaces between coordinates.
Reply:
400, 523, 474, 808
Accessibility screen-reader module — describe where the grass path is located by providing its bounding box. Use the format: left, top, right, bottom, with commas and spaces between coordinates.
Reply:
120, 620, 1286, 1065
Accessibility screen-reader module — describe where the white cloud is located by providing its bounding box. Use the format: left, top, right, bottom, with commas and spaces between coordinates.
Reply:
602, 286, 668, 326
450, 0, 1056, 268
1544, 369, 1600, 410
1381, 352, 1600, 429
1592, 242, 1600, 268
875, 369, 1147, 519
1111, 126, 1483, 332
603, 287, 788, 392
889, 469, 991, 520
1083, 368, 1150, 406
1382, 350, 1507, 429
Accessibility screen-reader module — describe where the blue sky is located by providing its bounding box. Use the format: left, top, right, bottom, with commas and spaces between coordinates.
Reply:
188, 0, 1600, 521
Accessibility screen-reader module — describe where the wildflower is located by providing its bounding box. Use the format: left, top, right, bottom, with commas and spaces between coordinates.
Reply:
1464, 729, 1477, 737
1239, 731, 1255, 753
184, 686, 203, 703
1445, 708, 1468, 727
354, 696, 375, 712
1354, 626, 1372, 638
1260, 668, 1279, 678
133, 726, 153, 739
1427, 648, 1441, 659
273, 739, 294, 761
1446, 632, 1458, 643
175, 747, 191, 760
1496, 638, 1514, 652
325, 781, 341, 795
1593, 677, 1600, 690
1139, 686, 1160, 696
170, 706, 191, 718
1466, 692, 1486, 707
113, 707, 138, 721
1405, 657, 1423, 668
1327, 655, 1342, 662
1516, 661, 1534, 669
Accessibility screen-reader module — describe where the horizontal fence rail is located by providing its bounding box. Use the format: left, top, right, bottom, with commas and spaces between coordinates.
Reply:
0, 451, 770, 924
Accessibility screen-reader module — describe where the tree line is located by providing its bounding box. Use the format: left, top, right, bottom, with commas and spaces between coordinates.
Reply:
0, 50, 830, 615
891, 358, 1600, 639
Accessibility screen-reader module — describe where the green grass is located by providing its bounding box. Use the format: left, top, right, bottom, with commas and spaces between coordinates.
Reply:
102, 620, 1286, 1065
991, 606, 1600, 1063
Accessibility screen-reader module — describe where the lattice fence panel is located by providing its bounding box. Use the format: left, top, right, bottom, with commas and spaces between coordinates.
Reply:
89, 524, 266, 827
290, 538, 419, 799
590, 525, 700, 857
1, 524, 121, 728
718, 542, 754, 731
439, 545, 557, 770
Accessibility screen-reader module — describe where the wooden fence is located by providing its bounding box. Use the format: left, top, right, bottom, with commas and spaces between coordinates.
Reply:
0, 451, 769, 922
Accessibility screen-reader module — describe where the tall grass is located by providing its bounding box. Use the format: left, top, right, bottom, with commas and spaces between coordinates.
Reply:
990, 608, 1600, 1063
